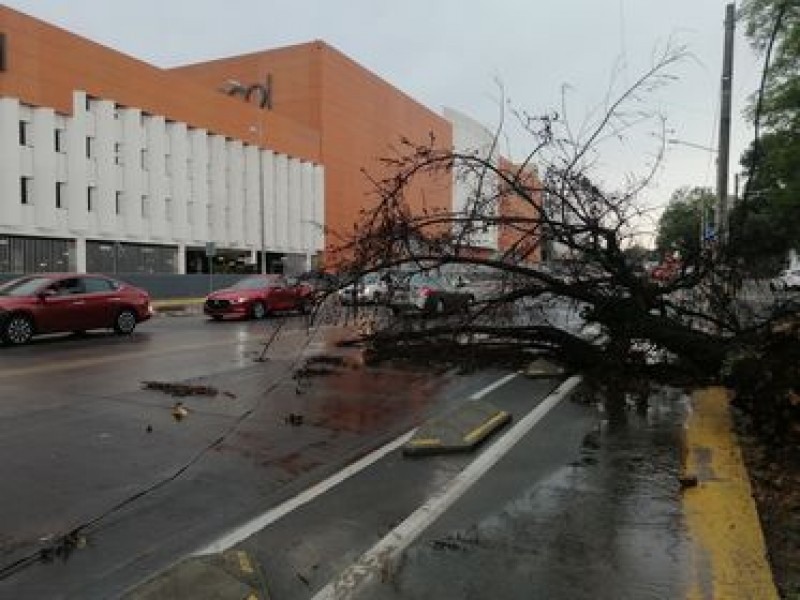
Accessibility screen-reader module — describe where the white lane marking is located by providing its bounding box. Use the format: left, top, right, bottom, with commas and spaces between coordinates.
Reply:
468, 372, 518, 400
312, 375, 583, 600
193, 372, 520, 556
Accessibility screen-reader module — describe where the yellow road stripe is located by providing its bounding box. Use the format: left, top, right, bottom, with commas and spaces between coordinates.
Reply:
463, 411, 510, 443
683, 387, 778, 600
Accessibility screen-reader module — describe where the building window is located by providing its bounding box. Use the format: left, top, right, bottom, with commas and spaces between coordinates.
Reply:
20, 177, 32, 205
56, 182, 65, 209
0, 235, 76, 273
87, 186, 97, 212
140, 148, 148, 170
85, 95, 93, 112
19, 121, 31, 146
165, 154, 172, 176
141, 195, 149, 218
86, 136, 94, 159
115, 191, 123, 215
54, 129, 66, 153
114, 142, 123, 165
165, 197, 173, 221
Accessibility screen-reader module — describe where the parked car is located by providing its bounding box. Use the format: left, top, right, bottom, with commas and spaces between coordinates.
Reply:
389, 273, 475, 315
203, 274, 312, 320
338, 272, 391, 305
297, 271, 339, 294
0, 273, 152, 345
771, 267, 800, 291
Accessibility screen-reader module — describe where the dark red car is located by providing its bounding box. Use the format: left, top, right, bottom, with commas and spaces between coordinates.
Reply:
203, 275, 313, 320
0, 273, 153, 345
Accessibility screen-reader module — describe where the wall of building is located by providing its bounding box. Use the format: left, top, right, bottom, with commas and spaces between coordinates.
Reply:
443, 107, 500, 251
497, 157, 542, 263
0, 7, 325, 275
173, 42, 453, 261
0, 6, 321, 161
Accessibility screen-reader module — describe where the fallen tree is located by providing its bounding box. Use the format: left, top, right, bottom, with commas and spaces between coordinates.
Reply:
322, 46, 799, 437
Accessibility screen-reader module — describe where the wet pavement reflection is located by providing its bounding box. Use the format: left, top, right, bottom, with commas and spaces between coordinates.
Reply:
365, 388, 693, 600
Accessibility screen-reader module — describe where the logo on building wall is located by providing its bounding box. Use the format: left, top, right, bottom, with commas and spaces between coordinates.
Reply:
220, 74, 273, 110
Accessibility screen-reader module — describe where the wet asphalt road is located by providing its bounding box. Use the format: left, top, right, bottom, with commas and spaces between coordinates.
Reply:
224, 379, 692, 600
0, 310, 695, 599
0, 313, 503, 598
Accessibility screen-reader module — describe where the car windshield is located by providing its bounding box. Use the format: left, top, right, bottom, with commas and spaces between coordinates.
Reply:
0, 277, 51, 297
231, 277, 278, 290
410, 274, 448, 289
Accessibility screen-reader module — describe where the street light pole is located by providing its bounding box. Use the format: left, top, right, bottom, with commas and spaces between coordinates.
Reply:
716, 3, 735, 248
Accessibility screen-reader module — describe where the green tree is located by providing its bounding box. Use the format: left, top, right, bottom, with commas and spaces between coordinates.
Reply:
736, 0, 800, 264
655, 187, 714, 258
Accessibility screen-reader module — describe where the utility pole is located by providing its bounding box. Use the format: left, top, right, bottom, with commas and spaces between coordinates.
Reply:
716, 3, 735, 248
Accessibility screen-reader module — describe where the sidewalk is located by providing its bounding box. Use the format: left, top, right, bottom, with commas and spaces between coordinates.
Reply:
151, 297, 204, 315
683, 387, 779, 600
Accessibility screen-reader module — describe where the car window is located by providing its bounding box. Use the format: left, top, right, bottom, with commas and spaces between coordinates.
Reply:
83, 277, 115, 293
49, 278, 85, 296
0, 276, 51, 297
232, 277, 269, 290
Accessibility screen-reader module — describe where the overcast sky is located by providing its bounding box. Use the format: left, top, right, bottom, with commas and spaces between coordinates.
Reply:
5, 0, 763, 239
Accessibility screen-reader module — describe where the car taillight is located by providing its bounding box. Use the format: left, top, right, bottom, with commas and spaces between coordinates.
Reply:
419, 287, 433, 297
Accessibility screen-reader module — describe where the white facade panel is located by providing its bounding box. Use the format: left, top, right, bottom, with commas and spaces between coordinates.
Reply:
0, 99, 22, 228
32, 107, 57, 231
288, 159, 302, 251
443, 107, 499, 251
208, 134, 227, 246
66, 92, 89, 233
120, 107, 144, 237
168, 122, 189, 242
314, 165, 325, 251
189, 129, 209, 243
1, 89, 324, 274
243, 146, 260, 248
227, 140, 245, 247
95, 100, 117, 235
262, 151, 276, 250
145, 116, 167, 240
273, 154, 289, 251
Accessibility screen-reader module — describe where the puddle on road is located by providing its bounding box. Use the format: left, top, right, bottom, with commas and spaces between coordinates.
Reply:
369, 388, 693, 600
302, 368, 444, 434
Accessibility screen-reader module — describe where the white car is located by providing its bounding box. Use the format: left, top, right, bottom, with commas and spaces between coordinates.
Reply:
771, 268, 800, 291
338, 272, 389, 304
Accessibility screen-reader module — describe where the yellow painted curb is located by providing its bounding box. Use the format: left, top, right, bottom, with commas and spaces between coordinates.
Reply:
406, 438, 442, 448
683, 387, 778, 600
463, 411, 511, 443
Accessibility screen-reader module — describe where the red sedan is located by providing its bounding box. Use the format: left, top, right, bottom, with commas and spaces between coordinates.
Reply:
203, 275, 313, 320
0, 273, 153, 345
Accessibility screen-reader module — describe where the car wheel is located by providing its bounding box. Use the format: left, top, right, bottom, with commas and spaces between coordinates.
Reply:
251, 301, 267, 320
2, 314, 34, 345
114, 309, 138, 334
299, 300, 311, 315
